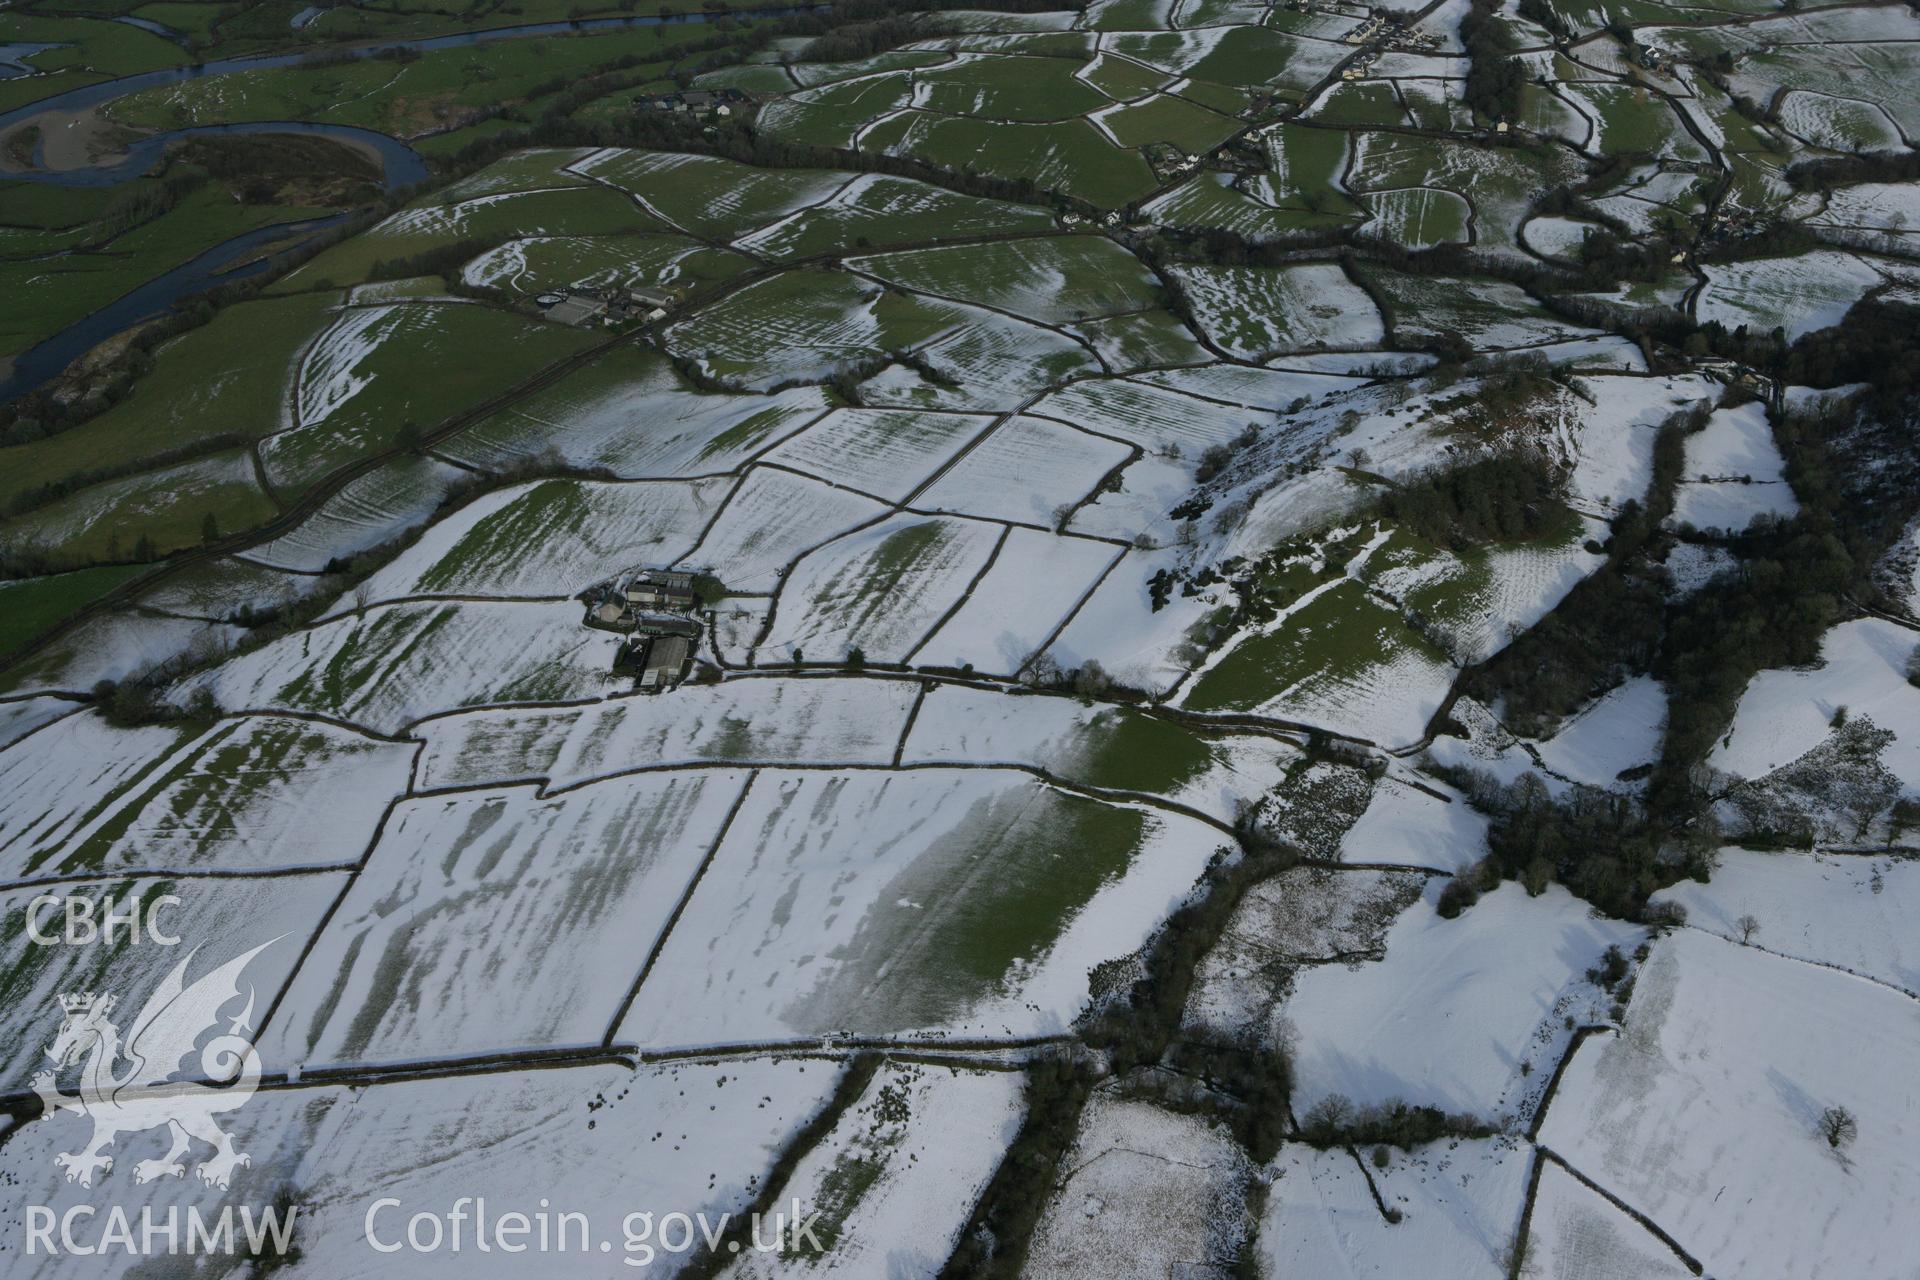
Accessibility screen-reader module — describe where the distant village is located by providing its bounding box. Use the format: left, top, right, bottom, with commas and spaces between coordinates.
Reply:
581, 568, 706, 691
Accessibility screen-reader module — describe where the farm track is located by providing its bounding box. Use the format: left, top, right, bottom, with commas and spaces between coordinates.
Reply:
0, 1032, 1057, 1115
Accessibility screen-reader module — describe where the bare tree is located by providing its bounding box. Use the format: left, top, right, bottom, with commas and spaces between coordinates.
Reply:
1301, 1093, 1353, 1140
1820, 1105, 1858, 1150
1021, 652, 1063, 689
1735, 914, 1761, 945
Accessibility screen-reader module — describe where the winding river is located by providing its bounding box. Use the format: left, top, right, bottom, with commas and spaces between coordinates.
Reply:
0, 4, 818, 403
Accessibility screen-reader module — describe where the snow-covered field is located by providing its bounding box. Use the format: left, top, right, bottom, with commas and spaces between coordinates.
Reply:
618, 767, 1219, 1047
911, 528, 1119, 673
1260, 1139, 1531, 1280
1532, 676, 1666, 787
902, 680, 1297, 817
681, 466, 889, 593
1697, 251, 1891, 342
762, 513, 1002, 662
442, 356, 832, 480
182, 600, 619, 735
415, 676, 919, 789
916, 415, 1132, 527
1525, 1159, 1694, 1280
1186, 864, 1426, 1045
90, 715, 416, 873
1538, 929, 1920, 1280
1, 1057, 843, 1280
725, 1061, 1024, 1277
1338, 776, 1490, 872
1026, 1090, 1256, 1279
243, 456, 467, 573
349, 477, 730, 605
1667, 402, 1801, 530
1283, 882, 1641, 1123
263, 769, 748, 1069
0, 869, 347, 1090
1171, 262, 1387, 356
0, 711, 200, 880
1711, 618, 1920, 786
1652, 848, 1920, 994
1046, 547, 1224, 694
761, 408, 985, 501
13, 11, 1920, 1269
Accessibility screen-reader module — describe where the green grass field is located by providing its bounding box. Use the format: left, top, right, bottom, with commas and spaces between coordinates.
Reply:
130, 1, 224, 39
1310, 80, 1408, 128
0, 185, 329, 361
0, 181, 139, 232
101, 24, 729, 135
912, 55, 1109, 123
667, 267, 955, 383
259, 301, 596, 497
0, 565, 147, 657
276, 185, 659, 291
1149, 170, 1360, 239
756, 72, 915, 150
1074, 308, 1210, 370
457, 231, 755, 297
0, 291, 338, 514
584, 150, 850, 241
1083, 52, 1168, 100
0, 13, 188, 113
852, 234, 1162, 324
6, 446, 279, 565
1074, 706, 1220, 796
865, 112, 1158, 209
1101, 92, 1241, 152
1182, 577, 1447, 714
1364, 187, 1471, 249
737, 175, 1057, 259
1573, 82, 1705, 159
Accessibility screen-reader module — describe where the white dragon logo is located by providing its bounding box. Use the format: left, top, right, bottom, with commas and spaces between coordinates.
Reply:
32, 939, 279, 1190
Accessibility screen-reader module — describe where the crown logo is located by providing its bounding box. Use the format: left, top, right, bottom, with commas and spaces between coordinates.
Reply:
59, 992, 114, 1016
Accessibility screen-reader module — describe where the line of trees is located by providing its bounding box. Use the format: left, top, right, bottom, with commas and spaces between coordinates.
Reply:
1460, 0, 1525, 124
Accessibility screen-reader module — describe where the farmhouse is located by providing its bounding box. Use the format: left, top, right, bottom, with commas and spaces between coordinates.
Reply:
615, 614, 702, 690
629, 284, 675, 311
582, 568, 710, 691
634, 87, 751, 117
584, 569, 699, 629
1692, 355, 1777, 402
626, 568, 698, 610
538, 289, 608, 326
538, 283, 681, 328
